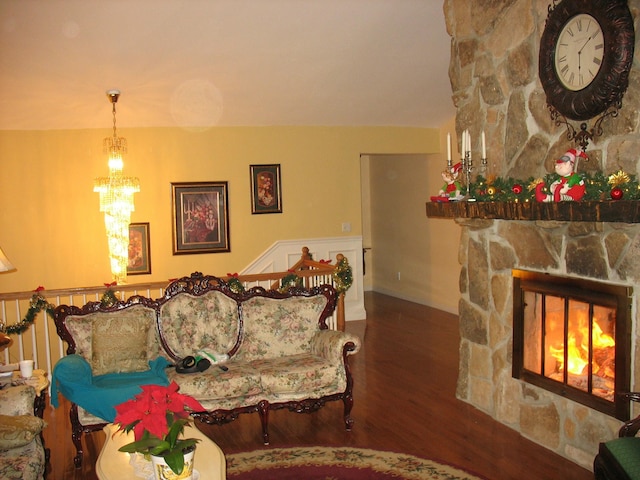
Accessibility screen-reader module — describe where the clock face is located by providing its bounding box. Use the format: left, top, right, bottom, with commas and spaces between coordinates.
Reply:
554, 14, 604, 92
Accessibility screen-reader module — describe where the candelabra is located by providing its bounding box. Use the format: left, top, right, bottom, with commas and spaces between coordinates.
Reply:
447, 130, 488, 200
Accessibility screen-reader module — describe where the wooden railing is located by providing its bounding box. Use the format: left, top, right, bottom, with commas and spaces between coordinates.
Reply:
0, 247, 350, 377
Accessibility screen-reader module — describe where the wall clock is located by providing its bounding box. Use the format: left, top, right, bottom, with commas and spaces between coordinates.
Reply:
539, 0, 635, 122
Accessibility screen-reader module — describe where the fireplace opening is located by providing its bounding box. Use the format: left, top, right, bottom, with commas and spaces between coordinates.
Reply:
512, 270, 632, 420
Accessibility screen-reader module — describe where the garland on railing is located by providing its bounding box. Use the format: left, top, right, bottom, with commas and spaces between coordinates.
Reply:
225, 274, 245, 294
1, 285, 118, 336
224, 257, 354, 296
100, 282, 119, 308
279, 272, 303, 292
1, 287, 55, 335
332, 257, 353, 294
468, 170, 640, 202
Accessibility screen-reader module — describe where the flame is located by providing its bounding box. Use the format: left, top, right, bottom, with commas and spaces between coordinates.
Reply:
549, 314, 614, 376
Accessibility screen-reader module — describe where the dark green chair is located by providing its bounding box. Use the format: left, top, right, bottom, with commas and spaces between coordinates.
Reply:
594, 393, 640, 480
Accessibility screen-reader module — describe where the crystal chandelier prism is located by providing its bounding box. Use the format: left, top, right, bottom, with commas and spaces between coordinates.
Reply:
94, 90, 140, 284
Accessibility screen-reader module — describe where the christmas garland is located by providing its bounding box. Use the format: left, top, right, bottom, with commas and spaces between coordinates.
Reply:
2, 289, 55, 335
279, 273, 303, 292
225, 274, 246, 295
1, 286, 118, 336
468, 170, 640, 202
332, 257, 353, 294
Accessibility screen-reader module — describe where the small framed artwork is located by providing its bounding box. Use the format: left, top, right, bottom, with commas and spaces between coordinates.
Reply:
127, 223, 151, 275
250, 164, 282, 214
171, 181, 230, 255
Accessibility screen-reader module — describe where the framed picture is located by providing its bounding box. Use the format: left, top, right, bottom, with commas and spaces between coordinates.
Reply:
127, 223, 151, 275
171, 181, 230, 255
250, 164, 282, 214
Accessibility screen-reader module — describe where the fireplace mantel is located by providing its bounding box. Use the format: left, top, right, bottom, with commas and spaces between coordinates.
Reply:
426, 200, 640, 223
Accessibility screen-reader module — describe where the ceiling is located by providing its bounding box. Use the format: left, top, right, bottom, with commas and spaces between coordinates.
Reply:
0, 0, 454, 131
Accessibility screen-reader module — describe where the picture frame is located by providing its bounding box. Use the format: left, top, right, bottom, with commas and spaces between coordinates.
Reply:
171, 181, 230, 255
127, 222, 151, 275
250, 164, 282, 214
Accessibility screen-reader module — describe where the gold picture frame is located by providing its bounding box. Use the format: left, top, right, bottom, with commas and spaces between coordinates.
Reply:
171, 181, 230, 254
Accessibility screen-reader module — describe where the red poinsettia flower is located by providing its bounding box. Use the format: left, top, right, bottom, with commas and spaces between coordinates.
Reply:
115, 382, 205, 441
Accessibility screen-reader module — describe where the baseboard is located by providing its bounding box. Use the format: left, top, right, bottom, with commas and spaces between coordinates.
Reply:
371, 287, 459, 315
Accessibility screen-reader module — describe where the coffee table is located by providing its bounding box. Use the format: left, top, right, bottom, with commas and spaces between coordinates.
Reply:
96, 423, 226, 480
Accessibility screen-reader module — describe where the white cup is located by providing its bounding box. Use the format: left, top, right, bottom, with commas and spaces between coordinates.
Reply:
19, 360, 33, 378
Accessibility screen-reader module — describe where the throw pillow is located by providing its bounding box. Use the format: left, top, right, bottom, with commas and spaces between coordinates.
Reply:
0, 414, 45, 449
91, 306, 155, 375
238, 294, 327, 362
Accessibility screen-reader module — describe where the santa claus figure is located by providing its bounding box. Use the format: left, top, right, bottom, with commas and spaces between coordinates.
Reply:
535, 149, 587, 202
436, 162, 464, 201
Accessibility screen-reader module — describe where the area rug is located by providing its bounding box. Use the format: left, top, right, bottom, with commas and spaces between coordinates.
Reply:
226, 446, 485, 480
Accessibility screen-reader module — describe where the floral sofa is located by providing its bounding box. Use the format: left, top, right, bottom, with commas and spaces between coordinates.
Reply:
0, 384, 47, 479
52, 272, 361, 467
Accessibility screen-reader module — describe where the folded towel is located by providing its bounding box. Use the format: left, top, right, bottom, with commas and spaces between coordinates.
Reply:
51, 355, 170, 422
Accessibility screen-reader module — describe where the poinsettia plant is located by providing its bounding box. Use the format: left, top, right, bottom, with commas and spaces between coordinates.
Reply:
114, 381, 205, 475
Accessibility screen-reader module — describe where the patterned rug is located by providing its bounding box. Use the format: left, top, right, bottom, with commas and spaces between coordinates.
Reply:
226, 446, 485, 480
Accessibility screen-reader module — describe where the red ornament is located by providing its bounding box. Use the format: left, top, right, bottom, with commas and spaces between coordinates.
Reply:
611, 187, 624, 200
512, 184, 523, 194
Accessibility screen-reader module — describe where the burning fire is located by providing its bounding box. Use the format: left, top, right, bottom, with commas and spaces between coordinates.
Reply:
549, 314, 615, 377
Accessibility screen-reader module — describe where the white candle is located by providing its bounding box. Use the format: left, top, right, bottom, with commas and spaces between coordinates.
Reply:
481, 131, 486, 159
447, 133, 451, 162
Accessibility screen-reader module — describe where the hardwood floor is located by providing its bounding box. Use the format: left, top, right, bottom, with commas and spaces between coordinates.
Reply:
42, 292, 593, 479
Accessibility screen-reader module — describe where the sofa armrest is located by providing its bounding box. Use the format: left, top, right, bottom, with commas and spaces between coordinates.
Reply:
0, 385, 36, 416
310, 330, 361, 363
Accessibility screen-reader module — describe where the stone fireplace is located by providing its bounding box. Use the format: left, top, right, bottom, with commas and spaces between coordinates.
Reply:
450, 217, 640, 470
440, 0, 640, 470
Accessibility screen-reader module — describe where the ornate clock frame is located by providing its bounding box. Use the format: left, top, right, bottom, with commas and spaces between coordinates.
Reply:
539, 0, 635, 150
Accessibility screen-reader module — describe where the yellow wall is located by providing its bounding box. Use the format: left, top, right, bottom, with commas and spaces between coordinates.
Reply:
0, 126, 439, 293
366, 117, 461, 313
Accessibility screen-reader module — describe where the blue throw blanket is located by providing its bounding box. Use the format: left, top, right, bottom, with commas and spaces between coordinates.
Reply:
51, 354, 170, 422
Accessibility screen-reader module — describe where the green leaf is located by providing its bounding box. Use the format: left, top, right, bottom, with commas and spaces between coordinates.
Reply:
149, 440, 171, 456
118, 436, 163, 454
166, 418, 189, 448
163, 449, 185, 475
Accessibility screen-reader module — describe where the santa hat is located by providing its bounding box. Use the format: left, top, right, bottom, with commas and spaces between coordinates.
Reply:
451, 162, 462, 174
557, 148, 587, 164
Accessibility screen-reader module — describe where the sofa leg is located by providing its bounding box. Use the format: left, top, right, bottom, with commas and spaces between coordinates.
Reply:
69, 404, 84, 468
343, 392, 354, 431
258, 400, 270, 445
71, 425, 83, 468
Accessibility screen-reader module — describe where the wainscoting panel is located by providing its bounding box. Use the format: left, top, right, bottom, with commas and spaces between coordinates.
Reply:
242, 236, 366, 321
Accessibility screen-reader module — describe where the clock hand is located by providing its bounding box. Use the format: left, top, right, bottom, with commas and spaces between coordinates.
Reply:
577, 31, 598, 55
577, 31, 598, 73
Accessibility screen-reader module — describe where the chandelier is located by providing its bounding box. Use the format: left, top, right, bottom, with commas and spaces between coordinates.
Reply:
94, 90, 140, 284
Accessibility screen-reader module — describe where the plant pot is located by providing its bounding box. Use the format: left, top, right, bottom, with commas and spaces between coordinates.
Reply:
150, 447, 195, 480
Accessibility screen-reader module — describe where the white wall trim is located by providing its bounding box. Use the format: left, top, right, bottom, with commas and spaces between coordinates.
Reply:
242, 237, 366, 321
372, 287, 458, 315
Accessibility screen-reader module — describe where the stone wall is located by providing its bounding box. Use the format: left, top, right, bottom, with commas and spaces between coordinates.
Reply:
456, 218, 640, 469
443, 0, 640, 471
444, 0, 640, 176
